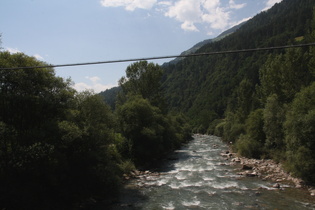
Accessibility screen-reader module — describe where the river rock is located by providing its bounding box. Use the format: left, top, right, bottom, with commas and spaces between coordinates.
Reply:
309, 188, 315, 196
134, 170, 141, 176
246, 171, 258, 177
232, 157, 241, 163
220, 153, 230, 158
272, 183, 280, 188
242, 165, 253, 170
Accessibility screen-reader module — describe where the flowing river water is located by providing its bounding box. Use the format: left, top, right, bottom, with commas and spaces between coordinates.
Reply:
109, 135, 315, 209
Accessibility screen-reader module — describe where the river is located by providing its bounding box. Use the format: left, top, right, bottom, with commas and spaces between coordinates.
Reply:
109, 135, 315, 209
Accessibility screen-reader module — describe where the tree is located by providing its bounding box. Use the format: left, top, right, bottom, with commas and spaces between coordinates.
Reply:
258, 49, 313, 104
0, 51, 77, 209
236, 109, 265, 159
0, 52, 75, 146
117, 95, 167, 165
119, 61, 165, 110
0, 52, 122, 209
57, 92, 121, 203
285, 82, 315, 183
117, 61, 192, 167
263, 94, 286, 151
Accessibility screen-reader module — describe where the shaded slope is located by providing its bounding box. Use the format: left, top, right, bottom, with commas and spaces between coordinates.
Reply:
161, 0, 315, 127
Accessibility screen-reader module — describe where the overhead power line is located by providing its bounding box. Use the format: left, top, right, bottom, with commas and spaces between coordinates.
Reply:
1, 42, 315, 70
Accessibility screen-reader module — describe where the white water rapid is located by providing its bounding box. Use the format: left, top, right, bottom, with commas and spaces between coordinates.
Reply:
110, 135, 315, 209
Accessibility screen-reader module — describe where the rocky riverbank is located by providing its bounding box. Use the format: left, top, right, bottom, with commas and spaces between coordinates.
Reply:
220, 149, 315, 196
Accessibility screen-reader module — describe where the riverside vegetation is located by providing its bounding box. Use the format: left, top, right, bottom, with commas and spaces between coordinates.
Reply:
102, 0, 315, 187
161, 0, 315, 186
0, 49, 191, 209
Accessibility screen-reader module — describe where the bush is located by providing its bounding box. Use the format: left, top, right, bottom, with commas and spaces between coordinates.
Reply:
236, 134, 263, 159
222, 112, 245, 143
214, 121, 225, 137
119, 160, 136, 174
263, 94, 286, 150
207, 119, 224, 135
285, 82, 315, 183
246, 109, 265, 144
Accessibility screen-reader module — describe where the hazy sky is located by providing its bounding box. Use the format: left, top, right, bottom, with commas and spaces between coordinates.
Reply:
1, 0, 282, 93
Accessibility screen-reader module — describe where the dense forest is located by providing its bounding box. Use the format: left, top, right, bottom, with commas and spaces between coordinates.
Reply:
0, 48, 191, 209
102, 0, 315, 184
160, 0, 315, 184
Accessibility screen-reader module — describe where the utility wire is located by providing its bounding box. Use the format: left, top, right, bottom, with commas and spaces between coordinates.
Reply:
1, 42, 315, 70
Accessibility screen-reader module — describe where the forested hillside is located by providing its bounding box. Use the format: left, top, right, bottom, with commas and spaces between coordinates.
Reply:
164, 21, 246, 66
161, 0, 315, 183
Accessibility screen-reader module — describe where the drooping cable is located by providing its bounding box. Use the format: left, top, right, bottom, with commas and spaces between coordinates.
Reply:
1, 43, 315, 70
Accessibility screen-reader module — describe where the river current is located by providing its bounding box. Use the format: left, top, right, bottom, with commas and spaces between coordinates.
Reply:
110, 135, 315, 209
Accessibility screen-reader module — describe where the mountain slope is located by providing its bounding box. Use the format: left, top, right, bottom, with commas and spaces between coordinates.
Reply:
99, 22, 246, 107
161, 0, 315, 125
164, 21, 246, 66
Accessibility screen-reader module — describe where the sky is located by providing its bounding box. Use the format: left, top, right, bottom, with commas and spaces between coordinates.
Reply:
0, 0, 282, 93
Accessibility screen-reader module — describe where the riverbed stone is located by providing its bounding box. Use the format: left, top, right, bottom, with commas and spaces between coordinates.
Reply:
232, 157, 241, 162
272, 183, 280, 188
242, 165, 253, 170
246, 171, 258, 177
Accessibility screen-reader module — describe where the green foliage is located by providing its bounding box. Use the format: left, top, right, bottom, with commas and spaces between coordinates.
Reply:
119, 61, 165, 110
245, 109, 265, 144
235, 109, 265, 159
258, 49, 313, 104
119, 159, 136, 174
236, 134, 263, 159
193, 109, 218, 134
214, 120, 225, 137
235, 79, 256, 122
222, 112, 245, 143
263, 94, 286, 150
117, 61, 191, 167
207, 119, 223, 135
0, 54, 192, 208
161, 0, 315, 122
117, 95, 190, 167
158, 0, 315, 183
285, 82, 315, 183
99, 86, 121, 110
0, 52, 123, 209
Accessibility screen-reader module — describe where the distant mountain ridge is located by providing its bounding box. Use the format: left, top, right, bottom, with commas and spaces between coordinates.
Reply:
164, 21, 247, 66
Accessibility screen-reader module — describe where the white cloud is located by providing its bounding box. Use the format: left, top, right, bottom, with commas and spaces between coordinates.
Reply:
73, 76, 117, 93
86, 76, 101, 83
230, 16, 252, 28
201, 6, 230, 30
6, 47, 21, 54
263, 0, 283, 11
34, 54, 44, 60
229, 0, 246, 10
5, 47, 45, 60
74, 82, 92, 92
164, 0, 243, 32
100, 0, 157, 11
181, 21, 199, 32
100, 0, 249, 33
165, 0, 203, 31
158, 1, 172, 6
